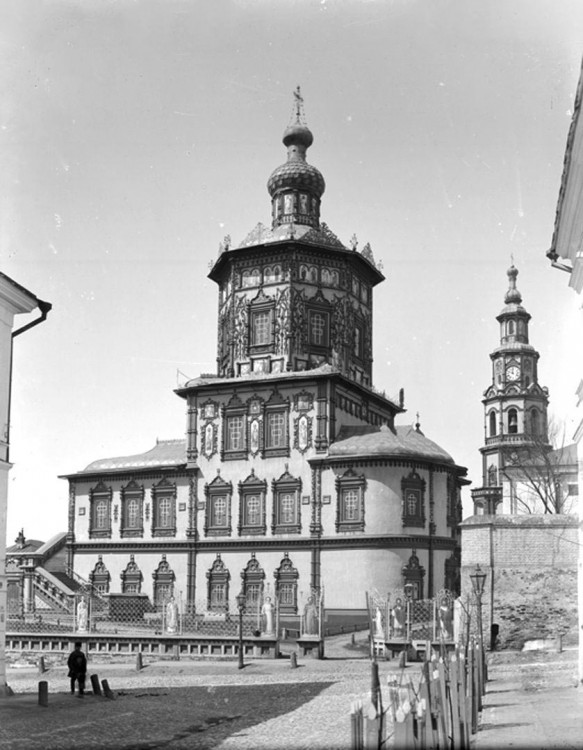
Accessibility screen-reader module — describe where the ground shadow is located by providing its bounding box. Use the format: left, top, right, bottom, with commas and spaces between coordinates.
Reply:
479, 722, 530, 731
116, 682, 336, 750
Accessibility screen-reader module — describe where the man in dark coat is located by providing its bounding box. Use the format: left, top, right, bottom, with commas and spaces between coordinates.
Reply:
67, 641, 87, 697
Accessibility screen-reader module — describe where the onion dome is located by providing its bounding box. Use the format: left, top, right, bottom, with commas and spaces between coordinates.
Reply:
504, 265, 523, 305
267, 87, 325, 229
497, 263, 531, 345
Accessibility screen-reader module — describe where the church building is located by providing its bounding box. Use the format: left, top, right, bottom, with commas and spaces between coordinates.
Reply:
61, 92, 468, 621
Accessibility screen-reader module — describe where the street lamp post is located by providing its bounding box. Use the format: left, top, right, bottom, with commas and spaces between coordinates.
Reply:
470, 565, 487, 697
236, 591, 246, 670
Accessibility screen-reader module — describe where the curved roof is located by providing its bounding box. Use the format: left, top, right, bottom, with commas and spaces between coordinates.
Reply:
83, 439, 187, 473
327, 424, 455, 465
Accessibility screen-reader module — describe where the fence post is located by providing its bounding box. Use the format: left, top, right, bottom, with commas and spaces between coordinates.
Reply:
90, 674, 102, 695
38, 681, 48, 707
38, 656, 46, 674
101, 679, 115, 699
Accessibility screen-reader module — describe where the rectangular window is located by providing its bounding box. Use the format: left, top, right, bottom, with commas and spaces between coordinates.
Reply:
335, 472, 366, 532
273, 489, 300, 534
155, 584, 173, 607
267, 412, 285, 448
127, 499, 140, 527
279, 582, 295, 606
227, 416, 243, 451
245, 583, 262, 607
245, 495, 261, 525
158, 497, 172, 527
280, 493, 296, 524
211, 496, 227, 527
90, 491, 112, 538
308, 310, 330, 348
343, 489, 360, 521
152, 489, 176, 537
95, 501, 108, 528
254, 311, 270, 345
209, 583, 226, 609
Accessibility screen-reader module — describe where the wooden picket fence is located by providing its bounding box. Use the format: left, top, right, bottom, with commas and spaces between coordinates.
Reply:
350, 639, 485, 749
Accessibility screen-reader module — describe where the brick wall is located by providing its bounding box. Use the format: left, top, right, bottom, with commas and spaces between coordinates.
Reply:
461, 515, 578, 649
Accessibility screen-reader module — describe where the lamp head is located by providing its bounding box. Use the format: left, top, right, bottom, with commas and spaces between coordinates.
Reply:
470, 565, 487, 597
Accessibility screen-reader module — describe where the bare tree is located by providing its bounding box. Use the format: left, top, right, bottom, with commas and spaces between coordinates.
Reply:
501, 421, 578, 514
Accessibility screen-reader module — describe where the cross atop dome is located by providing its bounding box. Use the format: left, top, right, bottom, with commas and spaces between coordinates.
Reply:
290, 85, 307, 126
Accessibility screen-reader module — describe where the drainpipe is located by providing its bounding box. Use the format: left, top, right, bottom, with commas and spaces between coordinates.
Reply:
6, 300, 51, 462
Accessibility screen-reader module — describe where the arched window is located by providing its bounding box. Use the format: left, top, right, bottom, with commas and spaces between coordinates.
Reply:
530, 408, 539, 435
204, 474, 233, 537
206, 554, 230, 612
401, 470, 426, 528
272, 468, 301, 535
489, 411, 497, 437
89, 482, 112, 539
240, 553, 265, 612
120, 555, 143, 594
336, 469, 366, 532
508, 320, 515, 335
508, 408, 518, 434
121, 480, 143, 538
152, 555, 175, 607
238, 470, 267, 536
274, 552, 299, 614
89, 555, 111, 594
151, 479, 176, 537
488, 465, 498, 487
402, 551, 425, 600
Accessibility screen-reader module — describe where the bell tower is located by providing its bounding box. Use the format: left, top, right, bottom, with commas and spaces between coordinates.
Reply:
471, 265, 550, 514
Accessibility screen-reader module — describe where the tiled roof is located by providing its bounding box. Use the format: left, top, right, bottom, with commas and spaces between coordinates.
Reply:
237, 221, 347, 250
82, 439, 187, 473
6, 538, 44, 554
327, 424, 455, 465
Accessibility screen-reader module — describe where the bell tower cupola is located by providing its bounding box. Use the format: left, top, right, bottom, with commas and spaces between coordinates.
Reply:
267, 86, 325, 230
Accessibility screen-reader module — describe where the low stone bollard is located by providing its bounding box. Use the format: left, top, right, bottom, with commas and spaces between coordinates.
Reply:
38, 681, 48, 707
136, 652, 143, 671
351, 633, 356, 645
101, 679, 116, 700
38, 656, 47, 674
290, 652, 298, 669
398, 649, 407, 669
90, 674, 102, 695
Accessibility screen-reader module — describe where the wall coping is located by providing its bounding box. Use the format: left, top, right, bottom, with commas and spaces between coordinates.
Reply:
460, 513, 579, 529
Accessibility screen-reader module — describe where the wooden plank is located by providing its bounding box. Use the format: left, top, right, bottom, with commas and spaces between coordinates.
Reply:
449, 655, 462, 749
436, 659, 450, 748
364, 701, 380, 750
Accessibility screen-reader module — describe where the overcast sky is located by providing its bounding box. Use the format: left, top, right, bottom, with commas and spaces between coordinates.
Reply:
3, 0, 583, 544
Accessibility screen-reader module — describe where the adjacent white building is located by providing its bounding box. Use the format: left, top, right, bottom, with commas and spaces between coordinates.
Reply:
0, 273, 50, 695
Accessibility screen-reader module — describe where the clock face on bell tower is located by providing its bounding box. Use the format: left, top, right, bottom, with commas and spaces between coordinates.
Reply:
506, 365, 520, 381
